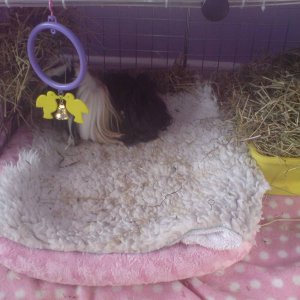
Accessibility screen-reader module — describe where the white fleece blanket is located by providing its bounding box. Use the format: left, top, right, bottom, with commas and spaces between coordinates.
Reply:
0, 84, 269, 254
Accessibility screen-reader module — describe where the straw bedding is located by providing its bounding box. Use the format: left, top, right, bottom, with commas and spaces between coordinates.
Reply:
212, 49, 300, 157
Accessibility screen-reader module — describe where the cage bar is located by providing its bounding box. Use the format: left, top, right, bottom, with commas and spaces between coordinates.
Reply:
1, 0, 300, 8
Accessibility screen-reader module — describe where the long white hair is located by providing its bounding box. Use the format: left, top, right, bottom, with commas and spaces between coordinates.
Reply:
45, 63, 121, 144
76, 71, 121, 144
46, 62, 171, 146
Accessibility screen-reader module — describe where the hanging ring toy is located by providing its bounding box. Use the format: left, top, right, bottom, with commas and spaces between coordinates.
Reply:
27, 17, 87, 91
27, 1, 89, 124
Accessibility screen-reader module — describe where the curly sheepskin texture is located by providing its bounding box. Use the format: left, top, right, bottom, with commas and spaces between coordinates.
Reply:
0, 84, 269, 254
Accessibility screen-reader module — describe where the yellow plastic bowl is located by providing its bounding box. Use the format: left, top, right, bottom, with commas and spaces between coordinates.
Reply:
249, 144, 300, 196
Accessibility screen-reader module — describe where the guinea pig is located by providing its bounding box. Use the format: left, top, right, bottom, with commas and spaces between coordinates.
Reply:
47, 62, 172, 146
100, 71, 172, 145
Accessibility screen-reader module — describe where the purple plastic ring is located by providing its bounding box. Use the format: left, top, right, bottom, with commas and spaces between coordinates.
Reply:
27, 21, 87, 91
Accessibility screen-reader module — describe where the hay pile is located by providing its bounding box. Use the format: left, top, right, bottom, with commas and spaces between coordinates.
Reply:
151, 65, 199, 95
0, 8, 75, 148
125, 54, 200, 95
213, 50, 300, 157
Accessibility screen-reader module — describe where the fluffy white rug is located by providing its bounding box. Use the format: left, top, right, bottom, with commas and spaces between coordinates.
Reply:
0, 84, 269, 254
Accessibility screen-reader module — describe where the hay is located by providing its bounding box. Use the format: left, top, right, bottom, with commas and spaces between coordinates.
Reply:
0, 8, 76, 136
151, 64, 199, 95
212, 49, 300, 158
123, 54, 200, 95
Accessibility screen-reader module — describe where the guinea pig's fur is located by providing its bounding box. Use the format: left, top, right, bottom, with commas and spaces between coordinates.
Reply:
76, 70, 122, 144
101, 71, 172, 145
47, 63, 172, 146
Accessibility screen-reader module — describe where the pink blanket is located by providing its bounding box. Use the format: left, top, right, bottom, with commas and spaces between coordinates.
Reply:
0, 238, 251, 287
0, 126, 253, 289
0, 128, 299, 299
0, 195, 299, 299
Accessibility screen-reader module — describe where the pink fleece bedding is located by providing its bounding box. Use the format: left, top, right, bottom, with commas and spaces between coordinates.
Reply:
0, 238, 251, 287
0, 237, 251, 287
0, 195, 299, 299
0, 126, 252, 288
0, 127, 299, 299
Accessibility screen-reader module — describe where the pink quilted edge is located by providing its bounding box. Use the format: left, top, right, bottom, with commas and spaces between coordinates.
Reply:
0, 125, 253, 287
0, 237, 253, 287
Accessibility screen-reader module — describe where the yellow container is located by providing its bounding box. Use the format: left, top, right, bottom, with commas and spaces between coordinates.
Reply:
249, 145, 300, 196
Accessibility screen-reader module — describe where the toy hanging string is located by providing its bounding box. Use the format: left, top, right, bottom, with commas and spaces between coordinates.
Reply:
27, 2, 89, 124
49, 0, 54, 17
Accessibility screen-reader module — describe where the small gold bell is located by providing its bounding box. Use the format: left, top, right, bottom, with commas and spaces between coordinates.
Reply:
55, 100, 69, 121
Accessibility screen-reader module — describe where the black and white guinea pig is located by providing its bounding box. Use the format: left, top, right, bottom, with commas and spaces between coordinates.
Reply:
49, 64, 172, 146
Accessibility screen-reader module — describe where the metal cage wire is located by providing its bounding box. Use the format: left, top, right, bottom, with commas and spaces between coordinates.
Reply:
1, 3, 300, 71
2, 0, 300, 8
68, 4, 300, 71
